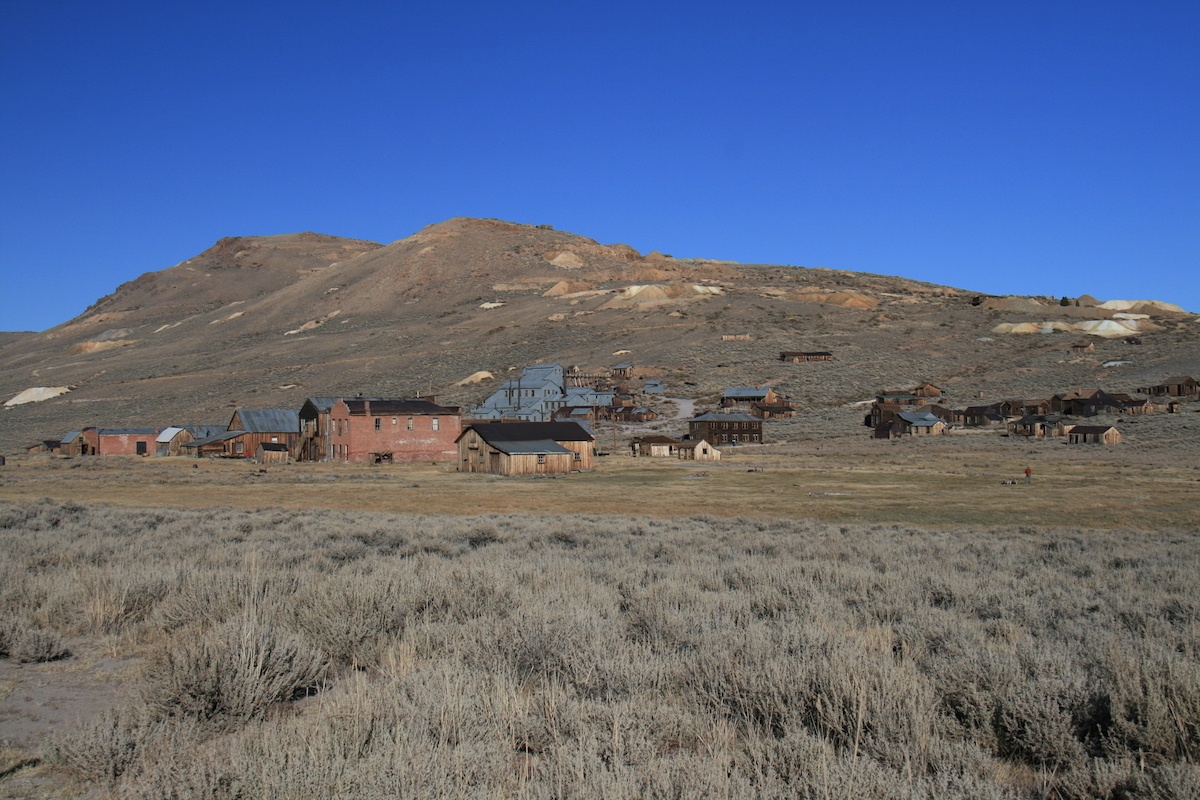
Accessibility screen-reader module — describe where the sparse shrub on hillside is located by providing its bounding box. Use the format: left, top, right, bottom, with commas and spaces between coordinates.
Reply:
142, 613, 326, 724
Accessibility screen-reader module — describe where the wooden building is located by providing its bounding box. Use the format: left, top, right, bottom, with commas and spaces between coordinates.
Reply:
255, 442, 291, 464
780, 351, 834, 363
874, 411, 946, 439
297, 397, 342, 462
155, 425, 226, 457
456, 421, 595, 475
688, 412, 762, 446
227, 409, 300, 456
912, 383, 944, 399
1138, 376, 1199, 398
1067, 425, 1122, 445
630, 435, 681, 458
320, 398, 462, 463
1000, 398, 1052, 418
1007, 414, 1070, 438
678, 439, 721, 461
959, 405, 1005, 427
1051, 389, 1123, 417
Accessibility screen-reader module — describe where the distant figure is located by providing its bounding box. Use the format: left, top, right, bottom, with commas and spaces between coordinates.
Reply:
1024, 466, 1032, 484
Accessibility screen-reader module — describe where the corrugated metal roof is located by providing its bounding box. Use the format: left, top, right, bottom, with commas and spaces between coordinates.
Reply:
491, 439, 573, 455
897, 412, 942, 427
724, 386, 770, 399
60, 430, 81, 444
156, 427, 185, 443
463, 421, 594, 445
186, 430, 247, 447
231, 409, 300, 433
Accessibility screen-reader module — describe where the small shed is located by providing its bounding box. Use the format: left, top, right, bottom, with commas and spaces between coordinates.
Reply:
780, 351, 834, 363
1067, 425, 1122, 445
255, 442, 291, 464
679, 439, 721, 461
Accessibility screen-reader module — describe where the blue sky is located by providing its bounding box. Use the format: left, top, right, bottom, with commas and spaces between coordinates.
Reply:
2, 2, 1197, 332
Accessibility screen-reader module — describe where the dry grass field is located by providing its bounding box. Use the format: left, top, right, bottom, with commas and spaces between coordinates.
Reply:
0, 497, 1197, 799
1, 438, 1199, 798
1, 433, 1198, 530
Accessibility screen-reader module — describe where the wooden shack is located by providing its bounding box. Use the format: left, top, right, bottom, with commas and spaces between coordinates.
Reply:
780, 351, 834, 363
679, 439, 721, 461
630, 435, 681, 457
255, 442, 291, 464
1067, 425, 1122, 445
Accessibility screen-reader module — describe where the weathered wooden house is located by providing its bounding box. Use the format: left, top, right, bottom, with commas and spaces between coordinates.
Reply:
1067, 425, 1122, 445
630, 435, 681, 457
318, 398, 462, 463
959, 404, 1005, 427
688, 412, 763, 446
1008, 414, 1071, 438
610, 406, 659, 423
224, 409, 300, 457
875, 391, 922, 407
25, 439, 61, 454
1109, 394, 1157, 415
456, 421, 595, 475
912, 383, 944, 399
780, 351, 834, 363
1000, 399, 1052, 418
750, 402, 795, 420
721, 386, 788, 410
1051, 389, 1123, 417
59, 430, 90, 455
297, 397, 342, 461
1138, 376, 1198, 398
678, 439, 721, 461
874, 411, 946, 439
155, 425, 226, 456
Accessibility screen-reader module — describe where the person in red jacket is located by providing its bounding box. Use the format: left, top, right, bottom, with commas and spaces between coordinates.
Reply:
1024, 466, 1032, 484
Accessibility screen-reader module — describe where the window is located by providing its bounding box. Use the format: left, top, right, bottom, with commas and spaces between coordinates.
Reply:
407, 418, 413, 430
375, 418, 381, 431
573, 452, 581, 462
235, 442, 244, 454
537, 454, 546, 464
392, 417, 398, 426
270, 436, 279, 443
432, 417, 439, 431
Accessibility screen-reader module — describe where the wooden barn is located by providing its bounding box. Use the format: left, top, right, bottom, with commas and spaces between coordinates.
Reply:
1067, 425, 1122, 445
456, 421, 595, 476
227, 409, 300, 456
874, 411, 946, 439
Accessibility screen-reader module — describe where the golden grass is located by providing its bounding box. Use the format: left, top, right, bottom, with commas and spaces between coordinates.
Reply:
3, 449, 1196, 529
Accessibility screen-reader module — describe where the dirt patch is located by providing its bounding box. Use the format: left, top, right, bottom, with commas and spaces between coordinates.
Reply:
3, 387, 71, 407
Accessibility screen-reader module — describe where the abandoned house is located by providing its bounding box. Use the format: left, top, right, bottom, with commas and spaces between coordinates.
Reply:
780, 351, 834, 363
1050, 389, 1124, 417
155, 425, 226, 457
1138, 376, 1199, 398
678, 438, 721, 461
1067, 425, 1122, 445
630, 435, 681, 458
456, 421, 595, 475
688, 412, 763, 446
874, 411, 946, 439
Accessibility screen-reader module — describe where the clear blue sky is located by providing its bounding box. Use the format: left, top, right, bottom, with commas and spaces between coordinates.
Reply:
2, 2, 1197, 332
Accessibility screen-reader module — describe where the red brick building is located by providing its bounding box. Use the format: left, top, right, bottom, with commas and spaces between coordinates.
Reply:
78, 427, 161, 456
327, 398, 462, 463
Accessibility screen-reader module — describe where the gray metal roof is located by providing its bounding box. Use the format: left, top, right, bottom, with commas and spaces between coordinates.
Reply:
156, 426, 185, 443
897, 412, 942, 427
691, 412, 760, 422
185, 430, 247, 447
60, 430, 81, 444
462, 421, 594, 445
491, 439, 573, 456
724, 386, 770, 399
231, 408, 300, 433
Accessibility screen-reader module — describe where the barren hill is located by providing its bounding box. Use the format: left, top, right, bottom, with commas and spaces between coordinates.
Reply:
1, 217, 1197, 451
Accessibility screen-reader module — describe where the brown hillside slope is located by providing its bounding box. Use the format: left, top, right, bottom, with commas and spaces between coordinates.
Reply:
1, 218, 1197, 452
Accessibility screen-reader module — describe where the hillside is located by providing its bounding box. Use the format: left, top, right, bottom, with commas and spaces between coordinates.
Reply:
1, 217, 1197, 452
